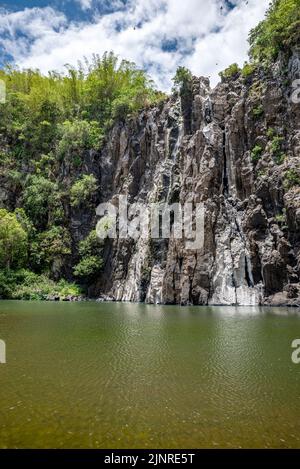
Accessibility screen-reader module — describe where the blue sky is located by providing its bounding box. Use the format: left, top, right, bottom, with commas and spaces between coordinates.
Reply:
0, 1, 127, 21
0, 0, 269, 90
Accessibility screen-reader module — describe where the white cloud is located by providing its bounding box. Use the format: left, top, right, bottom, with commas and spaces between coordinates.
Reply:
184, 0, 270, 84
0, 0, 270, 91
76, 0, 93, 10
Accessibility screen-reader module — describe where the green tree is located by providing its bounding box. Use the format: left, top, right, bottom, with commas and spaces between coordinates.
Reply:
70, 174, 98, 208
57, 119, 103, 165
23, 175, 59, 228
73, 256, 103, 279
84, 52, 159, 122
249, 0, 300, 64
0, 209, 28, 270
31, 226, 72, 273
73, 230, 103, 280
172, 67, 193, 94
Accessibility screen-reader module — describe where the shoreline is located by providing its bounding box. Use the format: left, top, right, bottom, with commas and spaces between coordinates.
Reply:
0, 298, 299, 309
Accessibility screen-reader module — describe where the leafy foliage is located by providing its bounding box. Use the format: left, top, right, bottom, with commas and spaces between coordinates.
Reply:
172, 67, 193, 94
0, 52, 162, 298
73, 256, 103, 279
284, 169, 300, 189
0, 52, 161, 178
0, 209, 28, 270
23, 175, 60, 228
0, 269, 82, 300
252, 105, 264, 119
275, 210, 287, 224
31, 227, 72, 273
84, 52, 163, 121
219, 63, 240, 80
70, 174, 98, 208
57, 119, 103, 165
249, 0, 300, 63
73, 230, 104, 280
270, 135, 285, 165
241, 62, 256, 79
251, 145, 263, 164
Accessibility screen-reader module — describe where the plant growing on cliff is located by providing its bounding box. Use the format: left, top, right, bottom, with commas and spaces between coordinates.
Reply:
284, 169, 300, 189
73, 230, 103, 280
84, 52, 160, 121
0, 209, 28, 270
70, 174, 98, 208
251, 145, 263, 164
23, 176, 59, 229
249, 0, 300, 64
172, 67, 193, 94
267, 128, 276, 139
219, 63, 240, 80
252, 105, 264, 119
73, 256, 103, 279
112, 99, 132, 121
57, 120, 103, 165
30, 226, 72, 273
270, 135, 286, 165
275, 210, 287, 224
241, 62, 256, 79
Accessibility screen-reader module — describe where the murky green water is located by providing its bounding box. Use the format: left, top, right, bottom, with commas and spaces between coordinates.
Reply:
0, 301, 300, 448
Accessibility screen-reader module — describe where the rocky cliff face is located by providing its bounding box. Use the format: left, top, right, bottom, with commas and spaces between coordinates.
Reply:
1, 53, 299, 306
93, 51, 300, 306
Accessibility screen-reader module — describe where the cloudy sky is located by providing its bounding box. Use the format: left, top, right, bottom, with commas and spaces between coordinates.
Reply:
0, 0, 269, 90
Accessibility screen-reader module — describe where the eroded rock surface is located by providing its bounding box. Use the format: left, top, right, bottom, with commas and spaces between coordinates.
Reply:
94, 61, 300, 306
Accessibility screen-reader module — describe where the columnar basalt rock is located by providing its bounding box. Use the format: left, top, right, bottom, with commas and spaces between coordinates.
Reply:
94, 63, 300, 307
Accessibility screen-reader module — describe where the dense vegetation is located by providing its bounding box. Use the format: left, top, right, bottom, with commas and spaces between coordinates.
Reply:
219, 0, 300, 80
0, 52, 163, 299
249, 0, 300, 64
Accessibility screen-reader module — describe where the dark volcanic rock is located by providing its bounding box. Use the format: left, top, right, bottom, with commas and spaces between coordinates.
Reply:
93, 64, 300, 307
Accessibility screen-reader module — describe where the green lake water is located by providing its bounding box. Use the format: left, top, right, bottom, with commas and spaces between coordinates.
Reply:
0, 300, 300, 448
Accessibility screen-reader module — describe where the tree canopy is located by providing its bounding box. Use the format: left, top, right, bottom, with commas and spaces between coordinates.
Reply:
0, 209, 28, 270
172, 66, 193, 94
0, 52, 163, 163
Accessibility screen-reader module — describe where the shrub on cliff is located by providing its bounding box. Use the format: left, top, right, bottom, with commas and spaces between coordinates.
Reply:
249, 0, 300, 64
0, 209, 28, 270
219, 63, 241, 81
172, 67, 193, 94
241, 62, 256, 79
57, 120, 103, 165
70, 174, 98, 208
23, 176, 60, 229
284, 169, 300, 189
30, 227, 72, 274
251, 145, 263, 164
73, 256, 103, 279
73, 230, 104, 280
